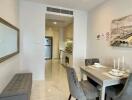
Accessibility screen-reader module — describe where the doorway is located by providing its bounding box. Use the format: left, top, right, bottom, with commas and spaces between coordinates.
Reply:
45, 13, 74, 66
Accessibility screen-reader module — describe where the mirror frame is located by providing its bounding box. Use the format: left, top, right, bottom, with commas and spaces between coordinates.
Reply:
0, 17, 19, 63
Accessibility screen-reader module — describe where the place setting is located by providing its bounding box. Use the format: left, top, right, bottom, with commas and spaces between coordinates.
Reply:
92, 63, 106, 68
108, 56, 129, 77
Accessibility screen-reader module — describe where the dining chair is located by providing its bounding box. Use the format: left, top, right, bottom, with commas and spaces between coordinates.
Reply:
66, 67, 99, 100
85, 58, 100, 87
85, 58, 100, 66
105, 84, 124, 100
106, 73, 132, 100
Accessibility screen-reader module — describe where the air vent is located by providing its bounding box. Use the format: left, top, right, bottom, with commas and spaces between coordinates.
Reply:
47, 7, 73, 15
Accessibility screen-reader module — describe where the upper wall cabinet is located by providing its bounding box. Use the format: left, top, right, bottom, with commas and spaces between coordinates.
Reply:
0, 17, 19, 63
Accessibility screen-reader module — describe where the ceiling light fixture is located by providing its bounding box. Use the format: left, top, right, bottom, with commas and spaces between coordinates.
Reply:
53, 22, 57, 25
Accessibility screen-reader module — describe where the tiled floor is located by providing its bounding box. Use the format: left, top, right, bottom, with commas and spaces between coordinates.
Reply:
31, 59, 73, 100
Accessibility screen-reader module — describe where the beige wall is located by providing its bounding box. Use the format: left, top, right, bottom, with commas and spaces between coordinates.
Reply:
46, 26, 60, 59
0, 0, 19, 93
59, 28, 65, 50
64, 23, 73, 41
87, 0, 132, 70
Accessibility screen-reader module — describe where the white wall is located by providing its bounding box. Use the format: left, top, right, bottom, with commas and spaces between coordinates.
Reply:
19, 0, 45, 80
87, 0, 132, 70
0, 0, 19, 93
73, 10, 88, 74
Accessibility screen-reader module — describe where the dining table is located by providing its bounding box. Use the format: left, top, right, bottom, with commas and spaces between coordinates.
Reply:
80, 65, 129, 100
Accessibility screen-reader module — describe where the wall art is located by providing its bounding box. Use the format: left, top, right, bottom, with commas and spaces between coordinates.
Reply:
110, 15, 132, 47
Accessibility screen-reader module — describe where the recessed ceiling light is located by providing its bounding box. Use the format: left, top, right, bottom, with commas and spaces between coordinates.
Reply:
53, 22, 57, 25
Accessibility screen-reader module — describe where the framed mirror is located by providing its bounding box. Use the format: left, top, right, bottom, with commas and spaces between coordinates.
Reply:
0, 17, 19, 63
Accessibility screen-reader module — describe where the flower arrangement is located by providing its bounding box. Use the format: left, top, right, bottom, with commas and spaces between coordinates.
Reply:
65, 40, 73, 53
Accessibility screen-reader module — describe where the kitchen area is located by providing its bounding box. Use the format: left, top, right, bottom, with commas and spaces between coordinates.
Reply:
45, 13, 73, 67
60, 21, 73, 67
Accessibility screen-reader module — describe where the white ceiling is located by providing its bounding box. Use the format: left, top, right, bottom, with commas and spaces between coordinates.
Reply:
28, 0, 107, 11
46, 14, 73, 27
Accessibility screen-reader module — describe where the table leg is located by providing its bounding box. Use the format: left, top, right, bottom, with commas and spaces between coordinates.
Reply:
80, 70, 84, 81
100, 86, 106, 100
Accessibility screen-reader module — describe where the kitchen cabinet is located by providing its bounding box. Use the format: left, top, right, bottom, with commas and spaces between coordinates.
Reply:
60, 50, 73, 67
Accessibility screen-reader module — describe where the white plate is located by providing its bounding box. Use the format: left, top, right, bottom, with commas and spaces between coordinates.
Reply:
93, 63, 105, 68
112, 69, 120, 73
108, 71, 124, 77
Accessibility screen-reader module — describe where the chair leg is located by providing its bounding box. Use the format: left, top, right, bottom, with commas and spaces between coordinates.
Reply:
68, 94, 71, 100
106, 95, 111, 100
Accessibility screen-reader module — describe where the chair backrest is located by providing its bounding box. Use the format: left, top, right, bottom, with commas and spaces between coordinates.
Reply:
85, 58, 100, 66
115, 73, 132, 100
66, 67, 86, 100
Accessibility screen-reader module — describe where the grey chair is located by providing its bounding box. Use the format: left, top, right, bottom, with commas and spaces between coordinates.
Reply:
105, 84, 124, 100
85, 58, 100, 66
85, 58, 100, 87
66, 67, 99, 100
106, 73, 132, 100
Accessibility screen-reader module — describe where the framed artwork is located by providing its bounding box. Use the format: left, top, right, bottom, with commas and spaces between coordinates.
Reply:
110, 15, 132, 47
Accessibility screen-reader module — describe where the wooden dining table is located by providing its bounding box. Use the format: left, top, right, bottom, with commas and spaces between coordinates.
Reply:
80, 65, 129, 100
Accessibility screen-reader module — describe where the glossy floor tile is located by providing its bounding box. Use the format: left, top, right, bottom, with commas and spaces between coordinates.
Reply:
31, 59, 75, 100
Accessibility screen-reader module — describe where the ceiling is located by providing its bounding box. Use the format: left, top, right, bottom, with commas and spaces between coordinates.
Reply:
28, 0, 107, 11
46, 14, 73, 27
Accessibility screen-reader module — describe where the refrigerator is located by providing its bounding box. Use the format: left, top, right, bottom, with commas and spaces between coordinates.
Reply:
44, 36, 52, 59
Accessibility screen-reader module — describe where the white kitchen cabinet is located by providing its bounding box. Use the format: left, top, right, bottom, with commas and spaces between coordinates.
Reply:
60, 50, 73, 67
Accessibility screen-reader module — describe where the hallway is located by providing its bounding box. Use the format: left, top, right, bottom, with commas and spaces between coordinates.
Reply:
31, 60, 69, 100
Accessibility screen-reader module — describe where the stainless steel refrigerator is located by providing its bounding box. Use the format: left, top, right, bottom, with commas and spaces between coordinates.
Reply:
44, 36, 52, 59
